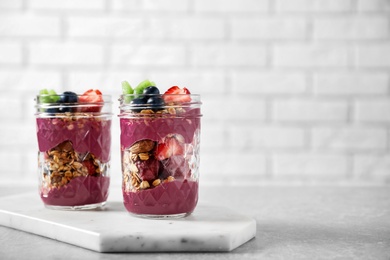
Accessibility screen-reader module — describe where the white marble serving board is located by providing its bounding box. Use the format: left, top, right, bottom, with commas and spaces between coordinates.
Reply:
0, 191, 256, 252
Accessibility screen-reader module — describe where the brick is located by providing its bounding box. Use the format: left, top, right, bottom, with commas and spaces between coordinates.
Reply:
148, 17, 225, 40
355, 99, 390, 122
0, 43, 22, 64
311, 127, 387, 150
273, 153, 348, 175
191, 44, 267, 67
231, 71, 306, 94
314, 72, 388, 95
273, 44, 349, 68
357, 0, 390, 12
110, 0, 140, 11
273, 98, 348, 122
201, 151, 266, 175
29, 42, 104, 66
314, 16, 389, 40
67, 71, 143, 94
0, 70, 61, 91
199, 174, 267, 186
68, 17, 144, 38
0, 14, 60, 37
357, 43, 390, 67
0, 0, 22, 9
200, 124, 226, 150
229, 125, 305, 149
111, 0, 190, 11
110, 44, 186, 66
29, 0, 105, 10
353, 155, 390, 182
142, 0, 190, 11
0, 97, 23, 119
149, 70, 226, 94
0, 124, 36, 147
276, 0, 353, 12
202, 96, 266, 121
231, 17, 307, 40
194, 0, 269, 12
68, 70, 224, 96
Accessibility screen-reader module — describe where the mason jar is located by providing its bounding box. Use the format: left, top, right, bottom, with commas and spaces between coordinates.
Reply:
35, 93, 112, 210
119, 93, 202, 218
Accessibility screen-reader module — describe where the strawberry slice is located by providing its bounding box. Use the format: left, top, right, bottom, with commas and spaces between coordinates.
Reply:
79, 89, 104, 112
82, 160, 97, 176
163, 86, 191, 103
155, 135, 185, 161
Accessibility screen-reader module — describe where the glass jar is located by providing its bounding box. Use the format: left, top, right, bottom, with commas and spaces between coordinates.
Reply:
119, 93, 202, 218
35, 94, 112, 210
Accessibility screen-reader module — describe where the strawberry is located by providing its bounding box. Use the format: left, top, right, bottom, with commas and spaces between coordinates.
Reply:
163, 86, 191, 103
82, 160, 97, 176
78, 89, 104, 112
155, 135, 185, 161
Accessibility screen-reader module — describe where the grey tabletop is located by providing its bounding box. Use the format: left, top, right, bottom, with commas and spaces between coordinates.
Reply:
0, 185, 389, 260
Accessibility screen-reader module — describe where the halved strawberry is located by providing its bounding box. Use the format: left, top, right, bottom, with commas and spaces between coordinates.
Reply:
155, 135, 185, 161
78, 89, 104, 112
82, 160, 97, 176
163, 86, 191, 103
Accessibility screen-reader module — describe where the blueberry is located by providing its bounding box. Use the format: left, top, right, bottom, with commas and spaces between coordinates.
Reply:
57, 91, 78, 113
59, 91, 78, 103
147, 96, 164, 111
130, 97, 146, 112
143, 86, 160, 95
46, 107, 59, 114
58, 105, 73, 113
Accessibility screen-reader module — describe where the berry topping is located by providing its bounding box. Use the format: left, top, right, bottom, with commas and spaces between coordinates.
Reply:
78, 89, 104, 113
59, 91, 78, 103
130, 97, 147, 112
122, 81, 134, 103
163, 86, 191, 103
143, 86, 160, 95
135, 157, 160, 181
146, 96, 164, 111
82, 159, 97, 176
58, 91, 78, 113
155, 134, 185, 161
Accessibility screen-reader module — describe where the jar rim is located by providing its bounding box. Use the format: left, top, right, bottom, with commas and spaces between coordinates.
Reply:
35, 95, 113, 117
118, 94, 201, 118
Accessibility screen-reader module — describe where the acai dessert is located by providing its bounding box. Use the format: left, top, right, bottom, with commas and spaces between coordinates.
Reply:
119, 80, 202, 218
35, 89, 112, 210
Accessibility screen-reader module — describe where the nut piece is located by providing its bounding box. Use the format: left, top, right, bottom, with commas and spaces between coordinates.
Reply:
138, 153, 149, 161
140, 109, 154, 115
152, 179, 161, 187
129, 140, 155, 154
42, 141, 103, 189
140, 180, 150, 190
166, 176, 175, 182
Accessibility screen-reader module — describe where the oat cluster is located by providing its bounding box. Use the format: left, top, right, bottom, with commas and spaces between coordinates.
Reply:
122, 139, 175, 192
42, 141, 102, 189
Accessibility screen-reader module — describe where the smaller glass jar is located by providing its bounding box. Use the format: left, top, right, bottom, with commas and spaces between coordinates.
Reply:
35, 93, 112, 210
118, 93, 202, 218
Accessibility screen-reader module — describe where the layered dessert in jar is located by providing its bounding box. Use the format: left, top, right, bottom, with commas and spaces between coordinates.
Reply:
35, 89, 112, 210
119, 80, 202, 218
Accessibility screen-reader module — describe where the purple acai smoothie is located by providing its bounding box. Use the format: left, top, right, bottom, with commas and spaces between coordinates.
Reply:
36, 116, 111, 207
119, 83, 202, 217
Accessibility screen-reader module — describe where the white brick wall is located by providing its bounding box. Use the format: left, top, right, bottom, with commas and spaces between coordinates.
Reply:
0, 0, 390, 186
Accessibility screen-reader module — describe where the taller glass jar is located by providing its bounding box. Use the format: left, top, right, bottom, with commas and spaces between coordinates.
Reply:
119, 93, 202, 218
35, 93, 112, 210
